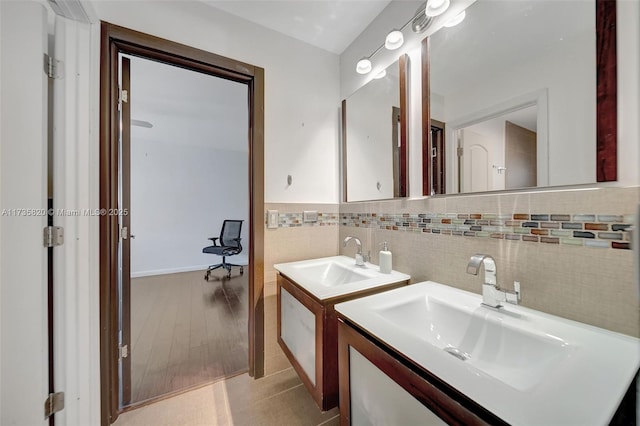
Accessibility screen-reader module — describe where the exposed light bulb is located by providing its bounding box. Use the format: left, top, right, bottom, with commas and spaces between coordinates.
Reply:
444, 10, 466, 27
385, 30, 404, 50
356, 58, 372, 74
425, 0, 450, 17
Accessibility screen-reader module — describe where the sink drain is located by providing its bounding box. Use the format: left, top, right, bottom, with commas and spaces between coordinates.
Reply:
444, 346, 470, 361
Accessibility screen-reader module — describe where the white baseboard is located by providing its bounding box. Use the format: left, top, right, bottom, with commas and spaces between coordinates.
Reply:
131, 264, 213, 278
132, 255, 249, 278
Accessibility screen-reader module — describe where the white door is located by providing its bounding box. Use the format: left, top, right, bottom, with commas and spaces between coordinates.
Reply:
1, 4, 98, 425
460, 128, 491, 193
0, 2, 50, 425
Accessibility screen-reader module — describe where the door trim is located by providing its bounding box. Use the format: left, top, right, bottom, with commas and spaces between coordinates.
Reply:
119, 56, 132, 406
99, 21, 265, 425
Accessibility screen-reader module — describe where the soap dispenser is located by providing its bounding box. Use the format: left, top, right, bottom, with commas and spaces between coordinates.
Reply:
379, 242, 392, 274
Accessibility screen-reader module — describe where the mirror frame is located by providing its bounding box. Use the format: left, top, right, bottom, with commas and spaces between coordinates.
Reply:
343, 53, 410, 202
422, 0, 617, 196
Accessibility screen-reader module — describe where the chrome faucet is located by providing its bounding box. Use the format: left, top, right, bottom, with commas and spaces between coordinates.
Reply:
343, 236, 369, 266
466, 254, 521, 308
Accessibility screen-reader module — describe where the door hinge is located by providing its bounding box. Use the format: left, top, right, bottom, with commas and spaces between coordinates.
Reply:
44, 392, 64, 418
120, 226, 128, 240
44, 54, 63, 79
457, 147, 464, 157
119, 344, 129, 359
43, 226, 64, 247
119, 87, 128, 104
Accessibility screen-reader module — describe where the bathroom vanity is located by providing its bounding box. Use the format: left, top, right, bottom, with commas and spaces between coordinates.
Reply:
274, 256, 410, 410
336, 282, 640, 425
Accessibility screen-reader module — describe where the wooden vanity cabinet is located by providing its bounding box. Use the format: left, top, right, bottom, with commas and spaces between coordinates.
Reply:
337, 318, 506, 426
276, 273, 408, 411
337, 318, 640, 426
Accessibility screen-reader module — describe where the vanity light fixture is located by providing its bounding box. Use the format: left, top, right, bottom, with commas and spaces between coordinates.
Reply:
356, 57, 373, 74
385, 29, 404, 50
425, 0, 450, 17
443, 10, 465, 27
355, 1, 440, 75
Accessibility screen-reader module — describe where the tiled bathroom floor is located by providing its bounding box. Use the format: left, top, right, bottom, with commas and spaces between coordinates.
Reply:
114, 368, 339, 426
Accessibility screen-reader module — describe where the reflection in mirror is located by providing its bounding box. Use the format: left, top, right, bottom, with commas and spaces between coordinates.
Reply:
343, 55, 409, 202
458, 105, 538, 193
423, 0, 617, 195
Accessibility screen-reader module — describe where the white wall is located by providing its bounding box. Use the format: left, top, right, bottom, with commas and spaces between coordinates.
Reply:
128, 56, 249, 276
130, 144, 249, 276
93, 0, 341, 203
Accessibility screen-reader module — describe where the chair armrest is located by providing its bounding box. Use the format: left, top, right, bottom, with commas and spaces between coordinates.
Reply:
208, 237, 219, 245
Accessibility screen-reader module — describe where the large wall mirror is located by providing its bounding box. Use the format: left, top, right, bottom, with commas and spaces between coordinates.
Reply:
343, 54, 409, 202
422, 0, 616, 195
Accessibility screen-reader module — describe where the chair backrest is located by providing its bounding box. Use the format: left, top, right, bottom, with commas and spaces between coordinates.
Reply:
220, 220, 243, 248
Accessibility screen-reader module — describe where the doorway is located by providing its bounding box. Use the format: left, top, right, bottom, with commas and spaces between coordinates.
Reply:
121, 54, 251, 405
100, 22, 264, 425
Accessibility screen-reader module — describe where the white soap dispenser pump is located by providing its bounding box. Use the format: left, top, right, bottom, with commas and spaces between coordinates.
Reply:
379, 242, 392, 274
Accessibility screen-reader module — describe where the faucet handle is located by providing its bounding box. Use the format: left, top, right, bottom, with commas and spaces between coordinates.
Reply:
505, 281, 521, 305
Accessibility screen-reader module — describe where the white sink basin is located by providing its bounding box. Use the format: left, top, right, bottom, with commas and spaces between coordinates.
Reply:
274, 256, 410, 301
293, 261, 369, 287
336, 281, 640, 426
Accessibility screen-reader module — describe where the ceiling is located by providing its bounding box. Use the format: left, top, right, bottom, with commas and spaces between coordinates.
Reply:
201, 0, 392, 54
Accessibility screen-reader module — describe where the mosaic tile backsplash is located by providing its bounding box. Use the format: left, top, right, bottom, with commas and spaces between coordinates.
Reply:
267, 212, 339, 227
341, 212, 634, 250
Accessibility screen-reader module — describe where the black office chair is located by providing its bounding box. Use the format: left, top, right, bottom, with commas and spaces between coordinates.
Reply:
203, 220, 244, 280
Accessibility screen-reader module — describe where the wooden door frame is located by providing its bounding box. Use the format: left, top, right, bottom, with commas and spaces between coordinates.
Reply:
99, 22, 265, 425
119, 56, 132, 406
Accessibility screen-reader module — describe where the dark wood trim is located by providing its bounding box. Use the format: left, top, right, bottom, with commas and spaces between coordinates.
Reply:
431, 119, 446, 195
337, 318, 351, 426
120, 56, 132, 406
399, 54, 409, 197
321, 303, 340, 410
47, 199, 54, 426
99, 23, 256, 82
100, 21, 265, 425
338, 319, 508, 426
596, 0, 617, 182
99, 22, 119, 425
249, 66, 265, 379
341, 100, 348, 202
421, 37, 432, 196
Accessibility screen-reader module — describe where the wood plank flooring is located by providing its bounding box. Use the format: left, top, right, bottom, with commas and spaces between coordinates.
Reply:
130, 269, 248, 404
